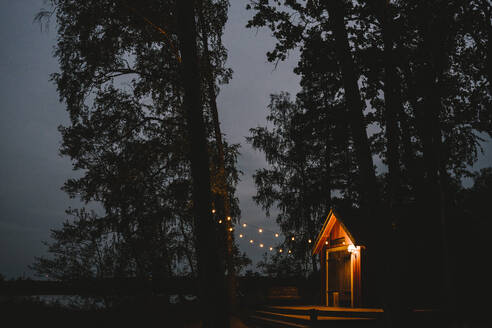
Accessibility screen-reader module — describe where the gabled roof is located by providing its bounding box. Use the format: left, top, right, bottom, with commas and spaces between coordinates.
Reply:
311, 207, 366, 255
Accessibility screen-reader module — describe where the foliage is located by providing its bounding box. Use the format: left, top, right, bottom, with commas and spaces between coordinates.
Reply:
32, 0, 247, 290
246, 0, 491, 278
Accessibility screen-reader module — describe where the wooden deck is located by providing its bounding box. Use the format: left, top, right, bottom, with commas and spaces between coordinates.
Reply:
271, 305, 383, 313
248, 305, 383, 327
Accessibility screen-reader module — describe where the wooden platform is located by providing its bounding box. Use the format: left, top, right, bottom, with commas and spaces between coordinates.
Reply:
248, 305, 383, 327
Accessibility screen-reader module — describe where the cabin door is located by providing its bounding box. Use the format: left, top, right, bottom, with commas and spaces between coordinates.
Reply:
326, 249, 351, 307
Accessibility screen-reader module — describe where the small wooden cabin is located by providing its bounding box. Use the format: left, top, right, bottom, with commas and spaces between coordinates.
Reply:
312, 209, 366, 307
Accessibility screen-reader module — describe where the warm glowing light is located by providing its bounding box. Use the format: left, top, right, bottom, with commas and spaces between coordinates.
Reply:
239, 234, 243, 238
291, 236, 295, 241
325, 241, 328, 245
227, 216, 231, 221
348, 244, 359, 253
243, 223, 247, 227
269, 247, 273, 251
212, 209, 216, 214
260, 243, 264, 248
288, 250, 292, 254
308, 239, 312, 243
279, 249, 283, 253
250, 239, 254, 244
229, 227, 233, 232
275, 233, 279, 238
218, 220, 222, 224
258, 228, 263, 233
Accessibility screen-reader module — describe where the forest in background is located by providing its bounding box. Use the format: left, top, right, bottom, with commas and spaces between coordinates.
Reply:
0, 0, 488, 327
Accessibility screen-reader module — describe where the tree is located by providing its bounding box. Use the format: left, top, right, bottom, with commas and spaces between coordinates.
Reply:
247, 0, 492, 322
176, 0, 228, 325
33, 0, 242, 324
197, 0, 239, 310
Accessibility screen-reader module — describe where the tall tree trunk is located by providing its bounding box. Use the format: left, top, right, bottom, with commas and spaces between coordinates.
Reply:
418, 0, 455, 317
326, 0, 393, 319
176, 1, 229, 326
197, 3, 238, 311
378, 1, 407, 325
325, 0, 379, 216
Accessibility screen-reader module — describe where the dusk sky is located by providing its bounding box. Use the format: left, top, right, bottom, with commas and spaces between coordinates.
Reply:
1, 0, 490, 279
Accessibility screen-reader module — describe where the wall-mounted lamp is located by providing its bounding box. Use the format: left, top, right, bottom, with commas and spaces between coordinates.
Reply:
348, 244, 359, 254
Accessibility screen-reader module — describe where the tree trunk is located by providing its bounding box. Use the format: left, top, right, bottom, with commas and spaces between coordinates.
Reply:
198, 3, 238, 311
176, 1, 229, 326
326, 0, 394, 322
325, 0, 379, 216
378, 2, 411, 326
418, 0, 455, 317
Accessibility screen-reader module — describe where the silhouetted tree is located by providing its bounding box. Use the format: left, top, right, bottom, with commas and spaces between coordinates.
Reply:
247, 1, 492, 324
33, 0, 243, 323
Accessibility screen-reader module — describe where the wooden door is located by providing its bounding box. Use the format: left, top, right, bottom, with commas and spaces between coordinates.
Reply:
327, 250, 351, 307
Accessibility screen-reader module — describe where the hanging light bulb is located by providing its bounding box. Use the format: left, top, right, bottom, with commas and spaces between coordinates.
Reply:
275, 233, 279, 238
227, 216, 231, 221
308, 239, 312, 243
288, 250, 292, 254
212, 209, 216, 214
279, 249, 283, 253
218, 220, 222, 224
239, 234, 243, 238
249, 239, 254, 244
325, 240, 328, 245
260, 243, 264, 248
228, 227, 233, 232
291, 236, 295, 241
258, 228, 263, 233
269, 247, 273, 251
243, 223, 247, 227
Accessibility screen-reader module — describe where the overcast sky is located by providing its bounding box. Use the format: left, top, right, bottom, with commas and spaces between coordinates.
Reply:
0, 0, 490, 279
0, 0, 302, 278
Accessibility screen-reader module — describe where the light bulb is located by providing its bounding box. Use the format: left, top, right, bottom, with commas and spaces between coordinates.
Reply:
258, 228, 263, 233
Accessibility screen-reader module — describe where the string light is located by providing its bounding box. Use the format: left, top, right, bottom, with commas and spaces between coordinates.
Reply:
223, 217, 319, 254
212, 209, 216, 214
325, 241, 328, 245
